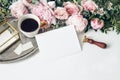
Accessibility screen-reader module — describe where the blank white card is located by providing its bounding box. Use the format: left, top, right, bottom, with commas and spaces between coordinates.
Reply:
35, 25, 81, 62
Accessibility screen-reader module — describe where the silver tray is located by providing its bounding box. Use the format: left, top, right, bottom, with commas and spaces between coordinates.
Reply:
0, 17, 39, 63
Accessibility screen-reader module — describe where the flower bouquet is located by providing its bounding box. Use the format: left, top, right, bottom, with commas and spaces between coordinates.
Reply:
54, 0, 120, 34
1, 0, 120, 34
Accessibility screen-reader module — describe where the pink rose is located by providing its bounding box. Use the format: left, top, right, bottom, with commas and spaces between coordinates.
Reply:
91, 18, 104, 30
9, 0, 28, 18
31, 3, 56, 28
66, 14, 88, 32
81, 0, 98, 12
54, 7, 69, 20
64, 2, 79, 15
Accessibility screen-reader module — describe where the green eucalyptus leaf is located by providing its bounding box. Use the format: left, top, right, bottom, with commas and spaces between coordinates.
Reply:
117, 21, 120, 24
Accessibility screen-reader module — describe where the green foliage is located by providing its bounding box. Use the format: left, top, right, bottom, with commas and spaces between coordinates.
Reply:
0, 0, 12, 17
109, 0, 120, 5
115, 22, 120, 34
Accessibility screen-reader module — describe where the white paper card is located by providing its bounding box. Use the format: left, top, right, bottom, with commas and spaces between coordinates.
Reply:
35, 25, 81, 62
14, 42, 34, 55
14, 43, 23, 55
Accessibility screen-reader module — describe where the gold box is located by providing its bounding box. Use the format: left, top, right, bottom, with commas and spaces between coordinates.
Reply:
0, 19, 20, 53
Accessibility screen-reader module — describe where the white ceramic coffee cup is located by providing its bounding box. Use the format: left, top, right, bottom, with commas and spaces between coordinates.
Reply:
18, 14, 40, 38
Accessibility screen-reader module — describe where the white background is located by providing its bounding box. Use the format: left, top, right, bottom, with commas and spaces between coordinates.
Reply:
0, 30, 120, 80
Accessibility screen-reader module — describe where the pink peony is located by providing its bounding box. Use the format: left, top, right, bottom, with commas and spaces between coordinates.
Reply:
66, 14, 88, 32
22, 0, 56, 28
54, 7, 69, 20
91, 18, 104, 30
81, 0, 98, 12
64, 2, 80, 15
31, 3, 56, 28
9, 0, 28, 18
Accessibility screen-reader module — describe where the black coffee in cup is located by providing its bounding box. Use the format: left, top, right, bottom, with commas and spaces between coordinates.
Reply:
21, 18, 39, 32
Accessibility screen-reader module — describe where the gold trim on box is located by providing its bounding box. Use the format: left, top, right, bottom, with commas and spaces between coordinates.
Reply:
0, 17, 20, 53
0, 21, 19, 46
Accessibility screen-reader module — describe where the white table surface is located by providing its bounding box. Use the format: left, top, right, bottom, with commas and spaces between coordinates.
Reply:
0, 30, 120, 80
